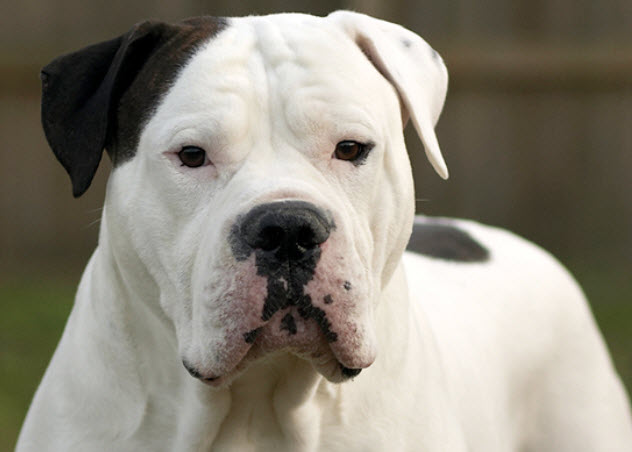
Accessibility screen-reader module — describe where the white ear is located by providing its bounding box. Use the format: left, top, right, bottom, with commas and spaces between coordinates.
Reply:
328, 10, 449, 179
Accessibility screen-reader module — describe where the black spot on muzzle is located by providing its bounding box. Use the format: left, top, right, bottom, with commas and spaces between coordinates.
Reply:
230, 201, 338, 341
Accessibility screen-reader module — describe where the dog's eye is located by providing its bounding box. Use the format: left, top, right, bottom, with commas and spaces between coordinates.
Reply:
178, 146, 207, 168
333, 141, 372, 164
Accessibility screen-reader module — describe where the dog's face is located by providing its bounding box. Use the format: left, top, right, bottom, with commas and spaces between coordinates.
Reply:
41, 12, 448, 385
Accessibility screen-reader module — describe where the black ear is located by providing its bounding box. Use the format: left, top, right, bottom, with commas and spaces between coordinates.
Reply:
41, 21, 177, 197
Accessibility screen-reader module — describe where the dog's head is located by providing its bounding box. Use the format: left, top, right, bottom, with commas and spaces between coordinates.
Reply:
42, 12, 448, 385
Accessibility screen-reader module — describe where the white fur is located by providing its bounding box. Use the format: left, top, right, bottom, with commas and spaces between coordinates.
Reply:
17, 11, 632, 452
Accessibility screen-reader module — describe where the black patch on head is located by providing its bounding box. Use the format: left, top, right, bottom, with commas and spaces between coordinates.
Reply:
41, 16, 226, 197
230, 202, 339, 343
407, 222, 489, 262
113, 17, 227, 166
340, 365, 362, 378
280, 313, 298, 335
343, 281, 352, 291
323, 294, 334, 305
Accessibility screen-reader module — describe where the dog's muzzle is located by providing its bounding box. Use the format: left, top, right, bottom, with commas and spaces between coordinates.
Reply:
230, 201, 336, 324
181, 200, 373, 384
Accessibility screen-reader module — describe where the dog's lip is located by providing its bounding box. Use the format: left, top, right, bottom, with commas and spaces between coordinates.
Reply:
182, 294, 375, 386
182, 360, 220, 383
182, 339, 366, 387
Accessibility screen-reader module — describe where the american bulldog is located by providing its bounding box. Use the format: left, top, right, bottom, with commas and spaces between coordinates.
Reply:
17, 11, 632, 452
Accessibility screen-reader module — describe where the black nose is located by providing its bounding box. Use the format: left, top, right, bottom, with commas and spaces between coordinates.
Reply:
234, 201, 333, 261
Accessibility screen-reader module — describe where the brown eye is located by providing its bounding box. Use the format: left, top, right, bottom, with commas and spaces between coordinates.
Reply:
178, 146, 207, 168
333, 140, 372, 164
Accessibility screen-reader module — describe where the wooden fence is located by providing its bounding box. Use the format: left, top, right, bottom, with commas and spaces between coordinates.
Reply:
1, 0, 630, 279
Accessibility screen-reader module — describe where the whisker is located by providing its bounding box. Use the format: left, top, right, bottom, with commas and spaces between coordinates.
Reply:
85, 217, 101, 230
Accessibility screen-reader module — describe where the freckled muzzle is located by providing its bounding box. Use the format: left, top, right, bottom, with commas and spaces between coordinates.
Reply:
206, 201, 364, 380
230, 201, 337, 326
180, 201, 370, 385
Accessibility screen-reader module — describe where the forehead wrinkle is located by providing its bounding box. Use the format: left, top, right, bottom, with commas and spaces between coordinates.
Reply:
251, 18, 297, 67
151, 16, 396, 159
242, 17, 389, 149
146, 25, 264, 151
283, 83, 378, 143
280, 53, 388, 146
247, 18, 306, 152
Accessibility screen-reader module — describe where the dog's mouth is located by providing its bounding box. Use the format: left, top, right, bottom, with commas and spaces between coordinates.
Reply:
183, 255, 376, 386
183, 297, 373, 387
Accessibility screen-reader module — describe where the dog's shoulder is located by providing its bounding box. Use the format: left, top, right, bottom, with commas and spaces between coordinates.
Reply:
404, 215, 589, 331
407, 215, 571, 276
406, 216, 490, 263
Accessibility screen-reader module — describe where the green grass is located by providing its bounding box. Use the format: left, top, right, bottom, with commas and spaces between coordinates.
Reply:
570, 264, 632, 393
1, 271, 630, 450
0, 281, 74, 451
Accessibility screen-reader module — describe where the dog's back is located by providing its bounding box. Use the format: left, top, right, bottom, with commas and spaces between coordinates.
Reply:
405, 216, 632, 451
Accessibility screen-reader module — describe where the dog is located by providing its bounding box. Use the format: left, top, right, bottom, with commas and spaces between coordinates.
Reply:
17, 11, 632, 451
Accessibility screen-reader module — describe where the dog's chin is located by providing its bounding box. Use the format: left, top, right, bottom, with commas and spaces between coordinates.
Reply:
194, 351, 361, 388
186, 323, 367, 388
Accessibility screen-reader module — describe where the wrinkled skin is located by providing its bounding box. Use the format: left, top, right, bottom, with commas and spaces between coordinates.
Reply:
104, 15, 423, 385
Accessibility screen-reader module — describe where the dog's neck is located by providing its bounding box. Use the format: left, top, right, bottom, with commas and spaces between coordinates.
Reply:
78, 242, 323, 447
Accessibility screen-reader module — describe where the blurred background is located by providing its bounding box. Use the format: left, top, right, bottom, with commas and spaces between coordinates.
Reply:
1, 0, 630, 448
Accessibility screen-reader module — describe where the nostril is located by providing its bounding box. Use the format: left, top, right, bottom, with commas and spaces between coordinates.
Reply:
296, 226, 317, 249
257, 225, 285, 251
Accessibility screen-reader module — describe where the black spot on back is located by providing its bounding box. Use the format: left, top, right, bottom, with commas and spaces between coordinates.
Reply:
407, 222, 489, 262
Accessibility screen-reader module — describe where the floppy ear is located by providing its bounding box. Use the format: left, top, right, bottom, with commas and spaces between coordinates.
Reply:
328, 11, 449, 179
41, 21, 177, 197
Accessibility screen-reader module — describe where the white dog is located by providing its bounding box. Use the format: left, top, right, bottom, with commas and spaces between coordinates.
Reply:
17, 11, 632, 451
